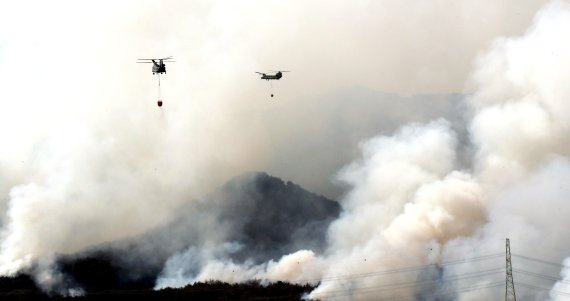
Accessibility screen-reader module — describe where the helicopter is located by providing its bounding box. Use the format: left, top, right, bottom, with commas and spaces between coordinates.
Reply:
137, 56, 175, 74
137, 56, 174, 107
255, 70, 290, 80
255, 71, 290, 97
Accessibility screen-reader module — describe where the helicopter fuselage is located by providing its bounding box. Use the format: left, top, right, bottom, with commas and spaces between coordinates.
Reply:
260, 72, 283, 80
152, 60, 167, 74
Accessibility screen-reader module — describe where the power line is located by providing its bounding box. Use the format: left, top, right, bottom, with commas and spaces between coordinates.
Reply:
309, 268, 504, 298
292, 252, 504, 284
316, 281, 505, 301
243, 265, 538, 301
512, 253, 569, 269
308, 249, 569, 301
230, 282, 504, 301
246, 253, 505, 300
513, 268, 570, 284
235, 263, 570, 301
156, 268, 499, 298
248, 249, 570, 300
515, 281, 570, 298
386, 282, 504, 301
247, 281, 505, 301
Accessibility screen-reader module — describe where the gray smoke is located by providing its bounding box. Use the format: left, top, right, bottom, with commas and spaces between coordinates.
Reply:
155, 1, 570, 300
0, 0, 564, 298
85, 171, 340, 286
319, 2, 570, 300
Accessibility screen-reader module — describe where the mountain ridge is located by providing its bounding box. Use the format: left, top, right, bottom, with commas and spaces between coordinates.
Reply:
0, 172, 340, 298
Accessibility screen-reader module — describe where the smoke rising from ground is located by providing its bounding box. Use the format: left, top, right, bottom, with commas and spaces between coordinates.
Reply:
157, 1, 570, 300
320, 2, 570, 300
0, 0, 565, 298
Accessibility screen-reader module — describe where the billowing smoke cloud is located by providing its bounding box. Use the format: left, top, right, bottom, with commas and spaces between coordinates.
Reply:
154, 1, 570, 300
0, 0, 564, 298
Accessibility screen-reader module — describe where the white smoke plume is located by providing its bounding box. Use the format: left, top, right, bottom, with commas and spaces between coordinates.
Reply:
156, 248, 325, 289
155, 1, 570, 300
0, 0, 567, 298
317, 1, 570, 299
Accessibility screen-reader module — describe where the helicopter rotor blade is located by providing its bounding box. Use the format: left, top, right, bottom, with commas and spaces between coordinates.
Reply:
136, 61, 154, 63
138, 57, 174, 61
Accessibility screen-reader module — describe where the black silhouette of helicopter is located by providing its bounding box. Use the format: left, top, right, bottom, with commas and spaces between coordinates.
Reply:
255, 70, 290, 80
255, 71, 290, 97
137, 56, 175, 74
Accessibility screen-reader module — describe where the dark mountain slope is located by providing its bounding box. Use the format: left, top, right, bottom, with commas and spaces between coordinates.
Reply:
0, 172, 340, 296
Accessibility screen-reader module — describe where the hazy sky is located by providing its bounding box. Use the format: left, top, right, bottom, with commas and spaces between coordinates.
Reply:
2, 1, 569, 299
0, 0, 548, 199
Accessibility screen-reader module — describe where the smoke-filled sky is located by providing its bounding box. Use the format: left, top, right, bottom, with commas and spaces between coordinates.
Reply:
3, 0, 570, 300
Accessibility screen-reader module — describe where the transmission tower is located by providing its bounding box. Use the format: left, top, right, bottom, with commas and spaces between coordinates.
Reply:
506, 238, 517, 301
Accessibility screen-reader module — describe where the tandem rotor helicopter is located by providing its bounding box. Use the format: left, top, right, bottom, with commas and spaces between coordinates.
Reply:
137, 56, 174, 74
256, 70, 290, 97
137, 56, 175, 107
